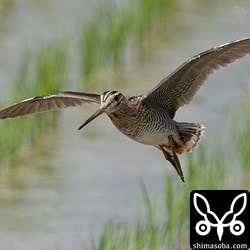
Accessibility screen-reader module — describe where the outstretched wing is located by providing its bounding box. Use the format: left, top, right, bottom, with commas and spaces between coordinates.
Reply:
0, 91, 100, 119
143, 37, 250, 118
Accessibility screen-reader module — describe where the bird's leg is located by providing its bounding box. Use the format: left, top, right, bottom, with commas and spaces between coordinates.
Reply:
169, 135, 185, 182
158, 145, 176, 167
158, 137, 185, 182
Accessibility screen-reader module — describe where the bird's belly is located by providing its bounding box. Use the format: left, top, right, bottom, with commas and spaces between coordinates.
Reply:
113, 120, 170, 145
109, 109, 175, 146
134, 130, 170, 146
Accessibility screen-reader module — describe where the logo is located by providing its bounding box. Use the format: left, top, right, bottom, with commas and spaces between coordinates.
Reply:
194, 193, 246, 241
190, 190, 250, 250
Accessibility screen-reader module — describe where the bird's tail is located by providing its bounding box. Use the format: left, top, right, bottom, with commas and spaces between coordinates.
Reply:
175, 122, 205, 153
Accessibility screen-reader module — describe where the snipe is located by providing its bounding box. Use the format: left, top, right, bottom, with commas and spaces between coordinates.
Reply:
1, 37, 250, 181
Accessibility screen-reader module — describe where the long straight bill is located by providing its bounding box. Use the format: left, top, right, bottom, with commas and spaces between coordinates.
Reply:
78, 108, 105, 130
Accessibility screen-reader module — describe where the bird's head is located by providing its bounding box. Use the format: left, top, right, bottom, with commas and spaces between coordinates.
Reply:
78, 90, 126, 130
100, 90, 126, 113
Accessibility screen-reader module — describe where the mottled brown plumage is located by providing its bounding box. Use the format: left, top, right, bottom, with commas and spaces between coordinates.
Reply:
1, 37, 250, 181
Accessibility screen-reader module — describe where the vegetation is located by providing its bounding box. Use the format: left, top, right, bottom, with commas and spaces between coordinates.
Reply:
0, 42, 68, 166
231, 86, 250, 171
78, 0, 175, 88
93, 141, 247, 249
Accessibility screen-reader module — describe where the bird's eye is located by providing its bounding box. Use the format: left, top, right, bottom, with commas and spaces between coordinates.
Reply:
114, 95, 120, 101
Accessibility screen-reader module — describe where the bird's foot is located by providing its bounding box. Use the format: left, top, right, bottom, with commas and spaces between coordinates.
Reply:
158, 137, 185, 182
169, 135, 185, 182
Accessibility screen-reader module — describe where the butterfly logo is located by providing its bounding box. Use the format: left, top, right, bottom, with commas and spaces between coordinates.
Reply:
193, 193, 247, 241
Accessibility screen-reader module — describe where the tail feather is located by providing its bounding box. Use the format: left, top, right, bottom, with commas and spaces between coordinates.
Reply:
176, 122, 205, 153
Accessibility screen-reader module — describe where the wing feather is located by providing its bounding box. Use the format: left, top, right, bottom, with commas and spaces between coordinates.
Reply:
0, 91, 100, 119
143, 37, 250, 118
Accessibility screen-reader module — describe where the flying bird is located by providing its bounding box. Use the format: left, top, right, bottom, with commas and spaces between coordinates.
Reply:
1, 37, 250, 181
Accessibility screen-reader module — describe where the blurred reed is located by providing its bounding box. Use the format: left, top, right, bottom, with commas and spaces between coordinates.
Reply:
78, 0, 175, 89
231, 86, 250, 170
0, 42, 68, 167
